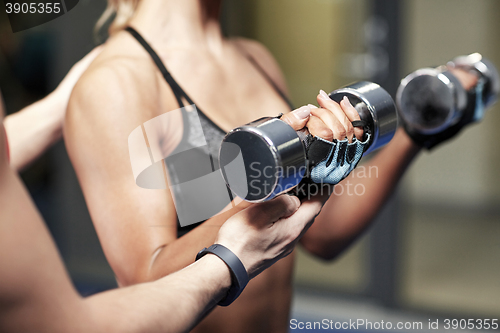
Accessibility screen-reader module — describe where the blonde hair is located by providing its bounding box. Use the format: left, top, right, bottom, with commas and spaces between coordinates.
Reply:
96, 0, 140, 37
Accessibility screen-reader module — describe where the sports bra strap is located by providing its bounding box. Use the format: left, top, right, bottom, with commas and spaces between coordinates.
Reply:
125, 26, 294, 111
240, 50, 295, 110
125, 26, 194, 108
232, 40, 295, 110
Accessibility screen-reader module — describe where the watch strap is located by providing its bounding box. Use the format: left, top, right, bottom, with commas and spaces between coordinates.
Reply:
195, 244, 249, 306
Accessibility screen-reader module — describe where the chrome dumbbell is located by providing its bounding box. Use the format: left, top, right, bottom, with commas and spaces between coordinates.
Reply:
397, 53, 499, 137
219, 81, 398, 202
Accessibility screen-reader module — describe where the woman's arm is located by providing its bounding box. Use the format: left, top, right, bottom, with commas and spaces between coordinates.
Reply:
300, 67, 479, 260
300, 129, 421, 260
4, 47, 101, 171
64, 61, 198, 286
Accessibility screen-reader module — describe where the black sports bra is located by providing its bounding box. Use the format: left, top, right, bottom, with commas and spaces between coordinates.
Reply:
125, 27, 294, 237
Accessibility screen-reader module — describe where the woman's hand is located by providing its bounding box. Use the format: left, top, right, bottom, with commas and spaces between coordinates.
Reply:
281, 91, 367, 188
308, 90, 364, 142
279, 105, 312, 130
215, 193, 328, 279
280, 90, 363, 142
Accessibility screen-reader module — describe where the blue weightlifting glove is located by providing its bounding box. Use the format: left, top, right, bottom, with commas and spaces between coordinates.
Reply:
306, 133, 371, 185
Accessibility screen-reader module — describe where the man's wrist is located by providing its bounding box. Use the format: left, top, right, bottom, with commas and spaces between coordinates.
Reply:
196, 244, 249, 306
196, 254, 232, 292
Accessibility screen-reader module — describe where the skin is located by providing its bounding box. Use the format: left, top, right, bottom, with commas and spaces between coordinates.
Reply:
0, 94, 330, 333
64, 0, 480, 332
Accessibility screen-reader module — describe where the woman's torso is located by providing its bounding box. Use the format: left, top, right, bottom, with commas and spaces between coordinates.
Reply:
96, 29, 296, 333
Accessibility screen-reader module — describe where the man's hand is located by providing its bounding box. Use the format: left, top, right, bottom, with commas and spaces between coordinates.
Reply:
215, 192, 329, 279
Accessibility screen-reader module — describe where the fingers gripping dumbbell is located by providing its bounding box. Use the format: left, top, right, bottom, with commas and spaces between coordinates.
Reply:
219, 81, 398, 202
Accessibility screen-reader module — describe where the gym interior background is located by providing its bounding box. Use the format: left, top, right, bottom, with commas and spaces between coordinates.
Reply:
0, 0, 498, 330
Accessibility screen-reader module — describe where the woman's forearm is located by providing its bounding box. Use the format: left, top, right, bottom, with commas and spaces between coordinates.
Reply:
301, 128, 421, 259
4, 93, 65, 171
145, 203, 250, 283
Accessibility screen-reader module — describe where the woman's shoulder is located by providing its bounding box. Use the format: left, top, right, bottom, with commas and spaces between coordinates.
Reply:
79, 36, 158, 96
230, 37, 288, 95
70, 36, 161, 114
66, 41, 165, 137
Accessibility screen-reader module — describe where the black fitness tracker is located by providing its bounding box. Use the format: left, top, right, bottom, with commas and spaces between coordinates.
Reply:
195, 244, 249, 306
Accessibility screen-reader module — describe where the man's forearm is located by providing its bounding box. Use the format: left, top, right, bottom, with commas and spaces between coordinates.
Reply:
85, 254, 231, 333
4, 94, 64, 171
301, 128, 421, 259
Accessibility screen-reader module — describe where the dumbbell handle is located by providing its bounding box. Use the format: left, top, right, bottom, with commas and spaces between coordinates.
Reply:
328, 82, 397, 155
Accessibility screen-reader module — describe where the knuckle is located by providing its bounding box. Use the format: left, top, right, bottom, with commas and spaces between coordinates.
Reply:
272, 196, 288, 212
354, 128, 364, 140
345, 122, 354, 136
336, 126, 347, 139
283, 198, 296, 216
318, 128, 333, 141
279, 196, 299, 218
263, 197, 288, 221
311, 108, 326, 120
